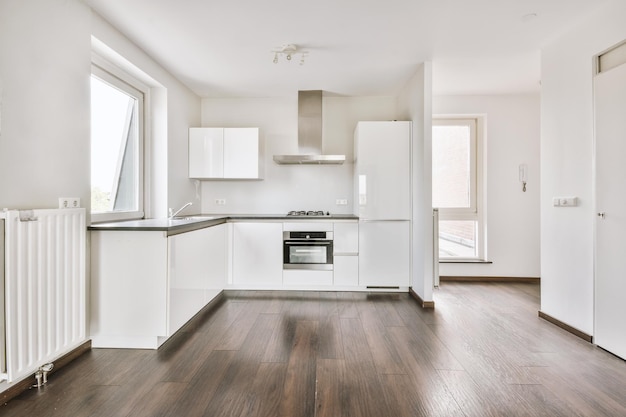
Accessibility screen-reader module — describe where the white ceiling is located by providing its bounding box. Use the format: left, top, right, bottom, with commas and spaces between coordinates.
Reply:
86, 0, 612, 98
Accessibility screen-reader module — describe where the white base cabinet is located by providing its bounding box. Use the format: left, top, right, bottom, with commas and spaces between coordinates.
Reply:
333, 256, 359, 286
229, 221, 362, 288
90, 225, 226, 349
169, 225, 226, 335
231, 222, 283, 286
333, 222, 359, 286
90, 231, 167, 348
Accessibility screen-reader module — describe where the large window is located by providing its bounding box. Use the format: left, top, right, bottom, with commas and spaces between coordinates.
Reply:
91, 64, 145, 223
432, 118, 484, 260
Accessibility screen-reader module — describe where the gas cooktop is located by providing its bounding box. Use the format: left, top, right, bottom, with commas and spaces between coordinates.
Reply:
286, 210, 331, 217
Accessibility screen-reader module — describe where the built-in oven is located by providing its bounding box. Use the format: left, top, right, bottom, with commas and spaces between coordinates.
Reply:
283, 231, 333, 270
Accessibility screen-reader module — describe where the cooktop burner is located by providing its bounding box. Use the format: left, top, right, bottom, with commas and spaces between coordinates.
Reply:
287, 210, 330, 217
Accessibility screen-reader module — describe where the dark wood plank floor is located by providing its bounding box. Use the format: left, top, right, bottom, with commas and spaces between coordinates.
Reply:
2, 283, 626, 416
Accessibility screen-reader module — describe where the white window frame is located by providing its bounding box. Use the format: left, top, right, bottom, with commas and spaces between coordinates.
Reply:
432, 117, 485, 261
90, 57, 149, 224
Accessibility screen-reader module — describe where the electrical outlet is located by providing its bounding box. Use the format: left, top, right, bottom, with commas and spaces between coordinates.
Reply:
336, 199, 348, 205
59, 197, 81, 209
215, 199, 226, 206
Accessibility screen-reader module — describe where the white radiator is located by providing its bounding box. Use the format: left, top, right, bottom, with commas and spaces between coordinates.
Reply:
1, 208, 86, 383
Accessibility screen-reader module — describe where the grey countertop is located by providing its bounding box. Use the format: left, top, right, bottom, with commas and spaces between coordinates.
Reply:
88, 213, 359, 235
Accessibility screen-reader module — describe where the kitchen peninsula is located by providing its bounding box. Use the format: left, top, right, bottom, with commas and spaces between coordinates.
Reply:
89, 213, 362, 349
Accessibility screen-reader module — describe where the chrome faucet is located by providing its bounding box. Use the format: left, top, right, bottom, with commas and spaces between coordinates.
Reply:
169, 202, 193, 218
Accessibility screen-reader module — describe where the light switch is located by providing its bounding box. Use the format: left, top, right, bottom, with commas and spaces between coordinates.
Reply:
553, 197, 578, 207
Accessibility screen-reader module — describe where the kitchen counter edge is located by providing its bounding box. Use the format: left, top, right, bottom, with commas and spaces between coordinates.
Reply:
88, 214, 359, 236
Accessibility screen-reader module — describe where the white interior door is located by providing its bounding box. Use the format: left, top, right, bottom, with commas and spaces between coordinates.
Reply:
594, 62, 626, 360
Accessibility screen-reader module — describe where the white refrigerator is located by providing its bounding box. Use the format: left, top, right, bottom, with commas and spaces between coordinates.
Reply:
354, 121, 411, 287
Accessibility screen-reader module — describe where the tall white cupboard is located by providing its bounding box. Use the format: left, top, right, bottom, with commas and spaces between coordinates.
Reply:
354, 121, 411, 287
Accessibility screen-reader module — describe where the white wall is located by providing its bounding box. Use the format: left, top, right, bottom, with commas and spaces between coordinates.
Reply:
433, 94, 540, 278
0, 0, 91, 210
397, 63, 434, 303
541, 1, 626, 335
199, 95, 397, 214
0, 0, 90, 395
0, 2, 201, 217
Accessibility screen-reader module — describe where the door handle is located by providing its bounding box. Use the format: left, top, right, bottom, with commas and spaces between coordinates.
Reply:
597, 212, 606, 219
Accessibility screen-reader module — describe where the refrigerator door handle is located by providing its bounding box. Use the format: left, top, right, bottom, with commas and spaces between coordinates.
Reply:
358, 174, 367, 206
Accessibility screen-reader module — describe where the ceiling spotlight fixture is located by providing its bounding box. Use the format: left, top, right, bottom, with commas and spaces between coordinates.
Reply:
271, 44, 308, 65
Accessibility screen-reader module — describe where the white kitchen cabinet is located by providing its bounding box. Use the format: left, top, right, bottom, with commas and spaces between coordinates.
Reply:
90, 231, 168, 348
333, 222, 358, 254
90, 224, 227, 349
353, 121, 410, 288
354, 121, 411, 220
189, 127, 261, 179
333, 256, 359, 286
358, 221, 410, 287
231, 222, 283, 286
333, 222, 359, 286
189, 128, 223, 178
168, 224, 226, 335
223, 128, 260, 178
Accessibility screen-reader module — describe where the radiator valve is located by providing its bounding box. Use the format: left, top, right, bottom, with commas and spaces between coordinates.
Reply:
33, 363, 54, 388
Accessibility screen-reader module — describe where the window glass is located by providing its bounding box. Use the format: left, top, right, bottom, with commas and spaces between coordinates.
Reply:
432, 125, 471, 208
438, 220, 477, 258
432, 118, 483, 260
90, 64, 144, 222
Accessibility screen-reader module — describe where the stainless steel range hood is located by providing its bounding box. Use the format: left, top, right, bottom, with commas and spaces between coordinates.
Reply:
273, 90, 346, 165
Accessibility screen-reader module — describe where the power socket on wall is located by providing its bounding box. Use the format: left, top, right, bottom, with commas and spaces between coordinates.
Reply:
552, 197, 578, 207
215, 199, 226, 206
59, 197, 81, 209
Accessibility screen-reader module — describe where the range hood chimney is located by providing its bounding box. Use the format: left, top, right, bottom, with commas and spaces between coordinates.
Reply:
273, 90, 346, 165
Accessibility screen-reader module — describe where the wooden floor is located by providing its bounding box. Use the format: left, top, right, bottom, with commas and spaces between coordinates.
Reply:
2, 283, 626, 416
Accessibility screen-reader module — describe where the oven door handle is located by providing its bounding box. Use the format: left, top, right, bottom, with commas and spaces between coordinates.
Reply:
284, 241, 331, 245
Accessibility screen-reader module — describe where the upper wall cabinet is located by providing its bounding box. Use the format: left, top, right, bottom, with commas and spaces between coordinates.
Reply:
189, 127, 262, 179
